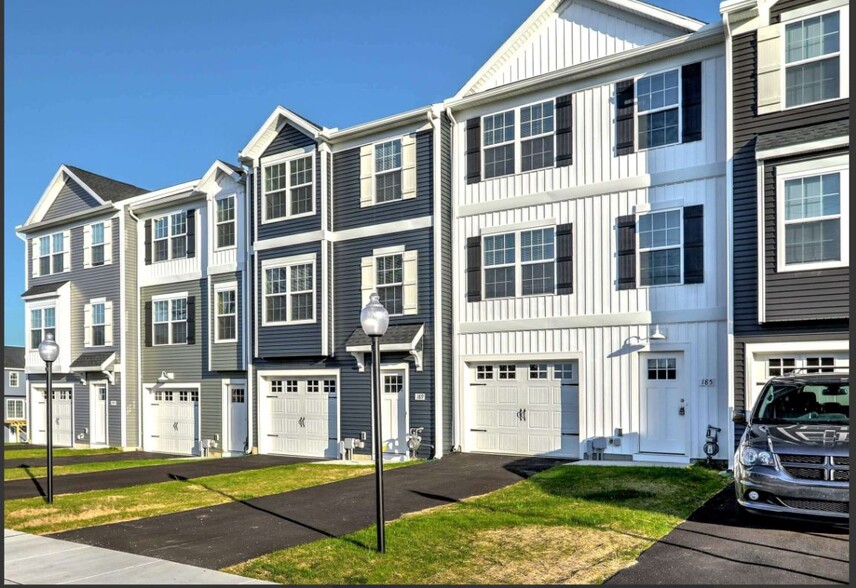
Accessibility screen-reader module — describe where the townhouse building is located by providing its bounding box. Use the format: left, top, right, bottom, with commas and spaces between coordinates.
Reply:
4, 346, 26, 442
446, 0, 730, 463
721, 0, 850, 455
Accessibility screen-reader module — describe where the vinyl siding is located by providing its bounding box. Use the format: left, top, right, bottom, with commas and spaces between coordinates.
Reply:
123, 209, 140, 447
440, 114, 454, 452
42, 180, 101, 222
261, 123, 316, 157
3, 369, 25, 399
256, 151, 322, 240
210, 271, 244, 371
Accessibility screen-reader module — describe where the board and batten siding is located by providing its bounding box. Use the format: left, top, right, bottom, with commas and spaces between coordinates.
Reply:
209, 271, 244, 371
41, 180, 101, 223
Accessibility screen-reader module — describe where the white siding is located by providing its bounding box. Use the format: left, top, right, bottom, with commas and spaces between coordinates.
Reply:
206, 174, 246, 275
138, 205, 205, 287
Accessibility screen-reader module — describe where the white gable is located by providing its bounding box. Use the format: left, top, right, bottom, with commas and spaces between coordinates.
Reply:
457, 0, 703, 97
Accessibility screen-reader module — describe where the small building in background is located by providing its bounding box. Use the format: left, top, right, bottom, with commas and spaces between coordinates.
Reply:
4, 346, 27, 442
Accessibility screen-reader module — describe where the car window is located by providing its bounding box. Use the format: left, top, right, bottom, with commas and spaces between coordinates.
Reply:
754, 382, 849, 424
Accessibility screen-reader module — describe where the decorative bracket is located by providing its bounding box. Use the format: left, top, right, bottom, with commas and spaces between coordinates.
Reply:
350, 351, 366, 373
103, 370, 115, 385
409, 349, 423, 372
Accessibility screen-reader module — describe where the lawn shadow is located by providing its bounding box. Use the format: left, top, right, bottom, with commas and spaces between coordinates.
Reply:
16, 466, 47, 500
167, 473, 376, 552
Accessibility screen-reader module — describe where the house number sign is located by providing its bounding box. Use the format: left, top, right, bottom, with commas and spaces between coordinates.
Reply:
700, 378, 715, 387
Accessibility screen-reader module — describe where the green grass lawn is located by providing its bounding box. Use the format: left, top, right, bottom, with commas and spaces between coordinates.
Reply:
225, 465, 728, 585
5, 461, 415, 535
4, 457, 195, 481
4, 447, 123, 460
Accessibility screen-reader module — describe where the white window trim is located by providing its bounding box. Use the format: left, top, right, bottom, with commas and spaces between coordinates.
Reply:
261, 255, 317, 326
28, 304, 57, 351
780, 6, 850, 111
6, 398, 24, 420
775, 161, 849, 272
375, 253, 404, 317
152, 295, 189, 346
634, 67, 682, 152
9, 372, 20, 388
482, 225, 557, 300
37, 231, 69, 276
214, 282, 239, 343
260, 151, 316, 224
90, 299, 107, 347
214, 194, 237, 252
152, 211, 188, 263
89, 221, 108, 266
636, 207, 685, 288
480, 97, 557, 181
373, 138, 403, 205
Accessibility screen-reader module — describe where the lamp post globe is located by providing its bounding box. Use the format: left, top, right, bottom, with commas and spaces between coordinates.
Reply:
38, 332, 59, 504
360, 292, 389, 337
38, 332, 59, 363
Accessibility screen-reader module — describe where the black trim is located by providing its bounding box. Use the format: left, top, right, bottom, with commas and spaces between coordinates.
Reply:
186, 209, 196, 258
682, 62, 702, 143
466, 236, 482, 302
683, 205, 704, 284
556, 223, 573, 294
144, 301, 152, 347
616, 215, 636, 290
555, 93, 573, 167
144, 219, 152, 266
466, 117, 481, 184
615, 79, 635, 155
186, 296, 196, 345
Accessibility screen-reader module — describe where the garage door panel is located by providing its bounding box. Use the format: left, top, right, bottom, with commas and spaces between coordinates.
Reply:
262, 376, 337, 458
147, 389, 198, 456
527, 410, 552, 430
496, 409, 519, 428
498, 434, 518, 452
528, 387, 551, 404
497, 387, 517, 404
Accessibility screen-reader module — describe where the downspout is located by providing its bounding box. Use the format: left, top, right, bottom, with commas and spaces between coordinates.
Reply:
243, 165, 254, 454
428, 106, 443, 459
444, 106, 462, 453
127, 207, 144, 450
723, 11, 736, 470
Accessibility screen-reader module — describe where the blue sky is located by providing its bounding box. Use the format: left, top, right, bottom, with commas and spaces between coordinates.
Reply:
4, 0, 721, 346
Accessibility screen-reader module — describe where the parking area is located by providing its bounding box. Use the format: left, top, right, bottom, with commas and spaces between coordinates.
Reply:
607, 485, 849, 585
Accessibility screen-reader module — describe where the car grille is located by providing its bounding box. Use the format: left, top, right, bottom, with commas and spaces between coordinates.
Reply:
778, 498, 849, 514
833, 469, 849, 481
777, 453, 850, 482
777, 454, 824, 465
783, 466, 825, 480
833, 456, 850, 467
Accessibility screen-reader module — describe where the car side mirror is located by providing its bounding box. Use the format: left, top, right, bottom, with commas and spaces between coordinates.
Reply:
732, 409, 748, 425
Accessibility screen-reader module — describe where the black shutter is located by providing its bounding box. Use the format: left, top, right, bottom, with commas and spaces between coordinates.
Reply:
682, 62, 702, 143
556, 223, 573, 294
555, 94, 573, 167
616, 215, 636, 290
186, 209, 196, 258
466, 117, 481, 185
466, 236, 482, 302
144, 301, 152, 347
186, 296, 196, 344
615, 79, 635, 156
683, 205, 704, 283
144, 219, 152, 265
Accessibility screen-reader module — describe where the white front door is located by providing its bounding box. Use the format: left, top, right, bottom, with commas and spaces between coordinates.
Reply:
262, 377, 338, 458
227, 385, 248, 453
91, 384, 108, 446
147, 388, 199, 455
380, 370, 408, 456
640, 354, 687, 455
468, 362, 579, 458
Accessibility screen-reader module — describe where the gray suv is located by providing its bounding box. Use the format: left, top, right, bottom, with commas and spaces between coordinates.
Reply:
732, 372, 849, 520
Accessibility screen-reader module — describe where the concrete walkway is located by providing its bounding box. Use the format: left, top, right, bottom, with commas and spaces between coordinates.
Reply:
4, 529, 274, 584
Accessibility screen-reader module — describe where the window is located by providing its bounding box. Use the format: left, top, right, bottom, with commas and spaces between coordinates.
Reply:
376, 254, 403, 315
91, 302, 106, 346
231, 388, 245, 403
216, 196, 236, 249
91, 222, 105, 266
498, 365, 516, 380
529, 364, 548, 379
153, 297, 187, 345
782, 172, 843, 267
30, 307, 55, 350
9, 372, 19, 387
768, 357, 797, 377
554, 363, 575, 381
263, 155, 314, 221
383, 374, 403, 395
520, 101, 554, 172
805, 357, 836, 373
152, 212, 187, 262
37, 232, 66, 276
271, 380, 283, 394
307, 380, 320, 393
483, 227, 557, 299
638, 209, 682, 286
215, 288, 237, 342
286, 380, 298, 394
785, 11, 841, 108
324, 380, 336, 394
476, 365, 494, 380
636, 69, 680, 149
263, 261, 315, 325
647, 358, 677, 380
6, 399, 24, 420
483, 110, 515, 179
375, 140, 402, 203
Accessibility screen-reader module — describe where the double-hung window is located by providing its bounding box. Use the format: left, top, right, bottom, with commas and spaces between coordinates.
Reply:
483, 234, 516, 299
263, 259, 315, 325
483, 110, 516, 179
30, 307, 55, 350
263, 154, 314, 221
375, 140, 402, 203
91, 302, 106, 346
9, 372, 19, 387
91, 222, 105, 266
638, 209, 682, 286
521, 228, 555, 295
520, 101, 555, 172
636, 69, 680, 149
216, 196, 236, 249
785, 11, 841, 108
215, 286, 237, 342
482, 100, 557, 179
154, 297, 187, 345
152, 212, 187, 262
483, 227, 556, 299
38, 232, 66, 276
376, 254, 403, 315
6, 399, 24, 420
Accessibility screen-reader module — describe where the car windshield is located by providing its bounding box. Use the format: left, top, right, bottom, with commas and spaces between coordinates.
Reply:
753, 382, 850, 425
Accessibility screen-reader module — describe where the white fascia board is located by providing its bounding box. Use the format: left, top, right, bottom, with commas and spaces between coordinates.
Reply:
62, 166, 107, 205
123, 180, 200, 209
756, 136, 849, 161
198, 161, 242, 190
238, 106, 323, 162
322, 106, 433, 145
17, 203, 117, 236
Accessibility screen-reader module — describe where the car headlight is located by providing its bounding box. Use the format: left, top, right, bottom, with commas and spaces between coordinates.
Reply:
740, 447, 774, 466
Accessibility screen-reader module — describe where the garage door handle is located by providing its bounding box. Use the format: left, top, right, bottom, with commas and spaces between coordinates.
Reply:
470, 428, 487, 432
173, 422, 178, 431
522, 409, 527, 421
562, 433, 579, 436
516, 409, 522, 421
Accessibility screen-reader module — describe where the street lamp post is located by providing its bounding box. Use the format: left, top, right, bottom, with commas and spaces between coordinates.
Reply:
360, 292, 389, 553
38, 332, 60, 504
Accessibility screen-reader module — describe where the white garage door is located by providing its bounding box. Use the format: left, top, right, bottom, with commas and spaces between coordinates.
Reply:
468, 362, 579, 458
262, 377, 338, 458
750, 352, 850, 409
31, 388, 73, 447
147, 389, 199, 455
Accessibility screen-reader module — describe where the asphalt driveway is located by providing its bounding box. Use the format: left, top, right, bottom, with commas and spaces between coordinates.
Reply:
607, 484, 849, 585
5, 450, 182, 469
52, 453, 565, 569
5, 455, 308, 500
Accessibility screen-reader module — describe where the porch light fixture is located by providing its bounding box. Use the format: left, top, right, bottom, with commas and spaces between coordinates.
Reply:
360, 292, 389, 553
624, 324, 667, 347
37, 332, 60, 504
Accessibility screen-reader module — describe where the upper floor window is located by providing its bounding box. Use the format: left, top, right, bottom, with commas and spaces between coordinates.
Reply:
91, 302, 106, 346
263, 259, 315, 325
153, 212, 187, 262
482, 101, 556, 180
154, 297, 187, 345
37, 232, 66, 276
376, 254, 403, 315
483, 227, 556, 299
215, 286, 237, 342
9, 372, 19, 387
483, 110, 516, 179
30, 307, 55, 350
638, 209, 682, 286
263, 154, 314, 222
520, 101, 554, 172
91, 222, 106, 266
636, 69, 680, 149
216, 196, 236, 249
785, 11, 841, 108
6, 398, 23, 420
375, 140, 402, 203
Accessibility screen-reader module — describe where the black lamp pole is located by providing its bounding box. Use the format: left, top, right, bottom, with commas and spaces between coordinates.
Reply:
45, 360, 54, 504
371, 334, 385, 553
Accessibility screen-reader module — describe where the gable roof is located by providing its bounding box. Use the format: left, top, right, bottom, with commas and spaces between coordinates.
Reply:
453, 0, 706, 99
4, 346, 25, 370
64, 166, 149, 203
238, 106, 327, 163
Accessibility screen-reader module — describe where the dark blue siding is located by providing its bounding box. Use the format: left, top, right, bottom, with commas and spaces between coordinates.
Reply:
440, 114, 454, 453
256, 151, 322, 241
261, 124, 316, 157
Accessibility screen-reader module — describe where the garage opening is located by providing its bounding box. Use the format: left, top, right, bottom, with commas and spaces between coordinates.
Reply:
260, 376, 338, 458
146, 388, 199, 455
31, 388, 73, 447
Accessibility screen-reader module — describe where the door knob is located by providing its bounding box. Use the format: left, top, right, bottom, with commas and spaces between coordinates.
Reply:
679, 399, 686, 416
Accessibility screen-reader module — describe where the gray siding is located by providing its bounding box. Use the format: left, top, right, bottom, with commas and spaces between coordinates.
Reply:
42, 179, 101, 222
255, 151, 322, 241
261, 124, 316, 157
332, 130, 434, 231
4, 369, 25, 399
123, 209, 140, 447
210, 271, 244, 371
440, 114, 454, 453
